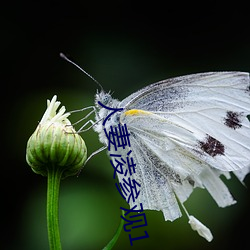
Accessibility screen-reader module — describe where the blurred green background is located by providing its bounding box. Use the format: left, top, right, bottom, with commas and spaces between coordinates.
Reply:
2, 2, 250, 250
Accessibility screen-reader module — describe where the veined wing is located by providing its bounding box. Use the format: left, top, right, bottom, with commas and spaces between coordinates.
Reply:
119, 72, 250, 173
119, 111, 243, 221
119, 72, 249, 112
110, 72, 249, 233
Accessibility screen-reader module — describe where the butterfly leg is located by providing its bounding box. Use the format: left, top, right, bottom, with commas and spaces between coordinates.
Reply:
70, 106, 96, 125
77, 145, 107, 176
68, 106, 100, 132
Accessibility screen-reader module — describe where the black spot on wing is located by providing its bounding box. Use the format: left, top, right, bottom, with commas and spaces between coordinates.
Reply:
199, 135, 225, 157
186, 177, 195, 186
224, 111, 243, 130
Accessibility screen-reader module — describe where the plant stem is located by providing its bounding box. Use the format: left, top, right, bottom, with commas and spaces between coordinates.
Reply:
47, 165, 63, 250
102, 210, 125, 250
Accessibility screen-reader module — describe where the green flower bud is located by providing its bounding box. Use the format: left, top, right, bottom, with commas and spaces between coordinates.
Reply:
26, 95, 87, 178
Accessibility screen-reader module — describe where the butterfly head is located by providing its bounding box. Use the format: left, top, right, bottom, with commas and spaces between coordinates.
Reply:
95, 89, 114, 107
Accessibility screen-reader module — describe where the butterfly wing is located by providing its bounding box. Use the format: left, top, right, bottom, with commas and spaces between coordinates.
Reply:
117, 72, 250, 221
120, 72, 250, 172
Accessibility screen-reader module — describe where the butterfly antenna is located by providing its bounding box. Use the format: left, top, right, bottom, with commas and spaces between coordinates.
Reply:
60, 53, 104, 91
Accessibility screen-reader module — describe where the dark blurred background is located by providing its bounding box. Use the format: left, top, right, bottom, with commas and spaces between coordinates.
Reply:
2, 1, 250, 250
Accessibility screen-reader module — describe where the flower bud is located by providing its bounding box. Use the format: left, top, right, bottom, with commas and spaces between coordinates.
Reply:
26, 95, 87, 178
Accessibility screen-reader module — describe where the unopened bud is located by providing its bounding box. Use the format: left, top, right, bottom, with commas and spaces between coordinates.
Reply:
26, 95, 87, 178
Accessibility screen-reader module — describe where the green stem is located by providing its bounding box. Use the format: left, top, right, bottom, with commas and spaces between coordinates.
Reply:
102, 210, 125, 250
47, 165, 63, 250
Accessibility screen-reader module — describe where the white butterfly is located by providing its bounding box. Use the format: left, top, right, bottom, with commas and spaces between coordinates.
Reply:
91, 72, 250, 241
